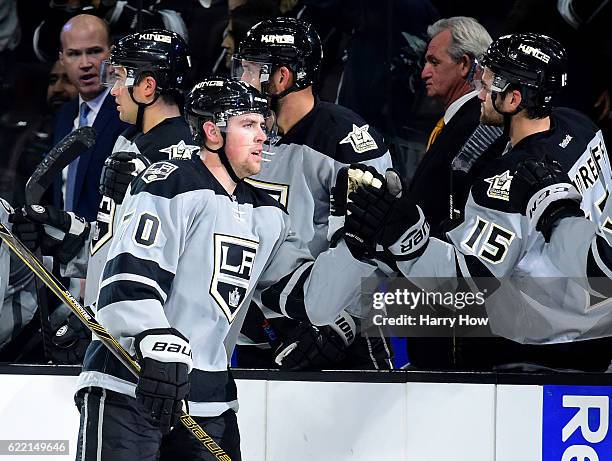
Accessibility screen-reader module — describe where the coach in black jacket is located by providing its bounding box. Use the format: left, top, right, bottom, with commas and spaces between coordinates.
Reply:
409, 17, 492, 236
405, 17, 492, 370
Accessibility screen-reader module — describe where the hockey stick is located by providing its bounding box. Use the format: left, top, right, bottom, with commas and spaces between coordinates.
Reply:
23, 126, 96, 362
0, 222, 232, 461
25, 126, 97, 206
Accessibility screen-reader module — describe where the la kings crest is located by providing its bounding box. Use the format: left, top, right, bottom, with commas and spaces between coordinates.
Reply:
91, 196, 116, 255
159, 140, 200, 159
484, 170, 513, 201
339, 124, 378, 154
142, 162, 178, 183
210, 234, 259, 322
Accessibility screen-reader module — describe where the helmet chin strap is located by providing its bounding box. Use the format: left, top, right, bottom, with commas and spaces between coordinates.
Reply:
205, 133, 242, 184
128, 86, 160, 130
491, 91, 521, 129
263, 67, 300, 102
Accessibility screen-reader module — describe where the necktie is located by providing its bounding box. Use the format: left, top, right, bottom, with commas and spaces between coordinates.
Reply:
66, 102, 91, 211
426, 116, 445, 151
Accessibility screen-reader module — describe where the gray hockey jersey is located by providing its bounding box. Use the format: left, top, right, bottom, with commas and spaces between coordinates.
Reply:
76, 157, 375, 416
63, 116, 198, 307
395, 108, 612, 343
247, 100, 393, 258
246, 101, 392, 328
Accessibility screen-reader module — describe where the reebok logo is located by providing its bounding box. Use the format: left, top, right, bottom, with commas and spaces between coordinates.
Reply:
559, 134, 573, 148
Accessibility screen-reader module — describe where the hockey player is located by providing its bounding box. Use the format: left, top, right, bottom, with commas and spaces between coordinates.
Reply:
231, 17, 394, 369
69, 76, 375, 459
9, 29, 197, 363
338, 33, 612, 371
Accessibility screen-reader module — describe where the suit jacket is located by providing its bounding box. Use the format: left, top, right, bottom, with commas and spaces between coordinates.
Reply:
52, 93, 129, 221
408, 96, 482, 235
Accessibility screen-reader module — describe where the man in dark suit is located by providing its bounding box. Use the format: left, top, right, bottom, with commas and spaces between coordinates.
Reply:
405, 17, 492, 370
410, 17, 492, 235
54, 14, 128, 221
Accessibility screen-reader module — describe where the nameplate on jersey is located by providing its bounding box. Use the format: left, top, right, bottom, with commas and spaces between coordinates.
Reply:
484, 170, 513, 201
569, 135, 608, 195
141, 162, 178, 183
244, 178, 289, 207
159, 140, 200, 160
339, 124, 378, 154
91, 196, 116, 255
211, 234, 259, 322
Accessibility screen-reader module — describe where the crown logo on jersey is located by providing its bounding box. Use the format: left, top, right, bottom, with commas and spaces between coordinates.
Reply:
141, 161, 178, 183
229, 288, 241, 308
340, 124, 378, 154
484, 170, 513, 201
211, 234, 260, 322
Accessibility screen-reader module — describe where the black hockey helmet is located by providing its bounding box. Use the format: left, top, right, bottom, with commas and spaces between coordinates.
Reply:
185, 76, 270, 182
480, 33, 567, 116
185, 76, 269, 143
232, 17, 322, 96
101, 28, 190, 94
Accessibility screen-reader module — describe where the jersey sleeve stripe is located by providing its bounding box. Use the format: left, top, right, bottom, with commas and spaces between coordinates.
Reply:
260, 266, 298, 316
590, 235, 612, 278
586, 236, 612, 297
102, 252, 174, 297
98, 279, 167, 310
261, 262, 315, 320
268, 263, 315, 321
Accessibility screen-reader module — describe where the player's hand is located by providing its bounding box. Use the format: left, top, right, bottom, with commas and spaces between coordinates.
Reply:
9, 205, 90, 264
345, 167, 430, 261
342, 165, 389, 258
47, 313, 91, 365
509, 158, 583, 241
99, 151, 150, 204
274, 311, 356, 370
134, 328, 192, 434
8, 209, 41, 252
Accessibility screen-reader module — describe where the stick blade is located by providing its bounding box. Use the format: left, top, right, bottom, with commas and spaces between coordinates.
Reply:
25, 126, 97, 205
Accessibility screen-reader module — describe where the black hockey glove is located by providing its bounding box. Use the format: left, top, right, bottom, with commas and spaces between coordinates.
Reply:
134, 328, 192, 435
342, 165, 390, 258
99, 151, 151, 204
346, 167, 430, 261
509, 158, 583, 242
273, 311, 356, 371
47, 313, 91, 365
9, 205, 90, 264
